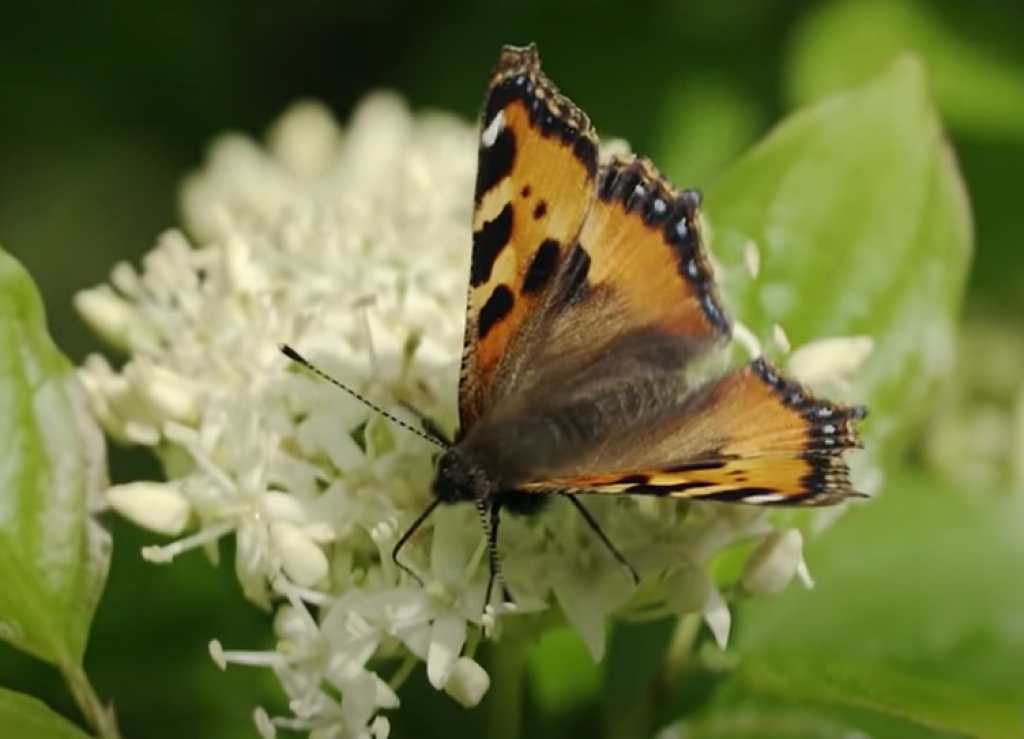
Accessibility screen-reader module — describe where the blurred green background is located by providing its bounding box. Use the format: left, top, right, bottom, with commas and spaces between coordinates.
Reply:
2, 1, 1023, 738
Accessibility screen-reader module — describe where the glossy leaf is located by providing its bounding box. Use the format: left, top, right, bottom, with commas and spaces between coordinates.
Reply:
733, 652, 1017, 739
666, 701, 950, 739
0, 687, 92, 739
706, 55, 972, 471
730, 469, 1024, 737
735, 469, 1024, 693
0, 246, 111, 667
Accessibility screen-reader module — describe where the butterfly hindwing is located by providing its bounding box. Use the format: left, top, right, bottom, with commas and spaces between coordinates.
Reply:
518, 357, 867, 505
460, 44, 599, 430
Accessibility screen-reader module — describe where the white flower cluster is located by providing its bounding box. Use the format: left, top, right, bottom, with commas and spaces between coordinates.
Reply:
75, 95, 868, 738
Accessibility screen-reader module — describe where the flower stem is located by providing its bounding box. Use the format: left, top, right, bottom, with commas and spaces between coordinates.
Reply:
604, 615, 702, 739
61, 662, 122, 739
388, 653, 419, 692
663, 613, 702, 683
488, 638, 528, 739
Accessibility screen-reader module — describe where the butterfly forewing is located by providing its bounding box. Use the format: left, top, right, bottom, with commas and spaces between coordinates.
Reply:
574, 156, 731, 350
478, 155, 738, 415
460, 45, 599, 431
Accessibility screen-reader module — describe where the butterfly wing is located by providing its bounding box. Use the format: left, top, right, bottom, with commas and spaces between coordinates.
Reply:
572, 156, 731, 353
517, 358, 867, 505
496, 155, 733, 403
458, 46, 865, 505
460, 44, 599, 431
461, 48, 733, 425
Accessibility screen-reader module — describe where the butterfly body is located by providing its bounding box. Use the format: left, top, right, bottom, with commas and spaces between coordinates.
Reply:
434, 365, 688, 512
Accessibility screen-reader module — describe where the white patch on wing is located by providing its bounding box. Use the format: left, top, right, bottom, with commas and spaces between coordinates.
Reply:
480, 110, 506, 148
740, 493, 787, 504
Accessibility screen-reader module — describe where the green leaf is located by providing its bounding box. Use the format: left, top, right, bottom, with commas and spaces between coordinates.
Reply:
663, 705, 934, 739
733, 652, 1018, 739
735, 469, 1024, 693
0, 687, 92, 739
787, 0, 1024, 140
730, 469, 1024, 737
706, 56, 972, 469
0, 246, 111, 667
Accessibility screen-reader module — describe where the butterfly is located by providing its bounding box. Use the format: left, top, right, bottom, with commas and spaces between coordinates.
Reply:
283, 43, 867, 609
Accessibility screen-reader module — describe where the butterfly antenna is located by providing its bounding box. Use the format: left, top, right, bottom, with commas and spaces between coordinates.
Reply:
279, 344, 447, 449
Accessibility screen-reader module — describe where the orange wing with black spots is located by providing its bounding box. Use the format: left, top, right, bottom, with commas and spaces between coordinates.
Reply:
508, 155, 733, 391
460, 44, 599, 430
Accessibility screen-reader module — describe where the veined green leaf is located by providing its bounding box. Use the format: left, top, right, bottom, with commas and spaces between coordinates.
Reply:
706, 55, 972, 471
0, 687, 92, 739
735, 469, 1024, 694
0, 246, 111, 667
734, 651, 1017, 739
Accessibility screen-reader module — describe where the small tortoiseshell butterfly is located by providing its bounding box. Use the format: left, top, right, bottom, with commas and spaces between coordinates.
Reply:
283, 43, 867, 608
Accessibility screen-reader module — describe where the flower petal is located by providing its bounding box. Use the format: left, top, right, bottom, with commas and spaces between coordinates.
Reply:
271, 521, 329, 587
703, 587, 732, 649
552, 564, 634, 661
741, 528, 804, 596
426, 613, 467, 688
443, 657, 491, 707
106, 481, 191, 536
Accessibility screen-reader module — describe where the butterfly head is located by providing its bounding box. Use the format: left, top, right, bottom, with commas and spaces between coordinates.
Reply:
432, 444, 499, 505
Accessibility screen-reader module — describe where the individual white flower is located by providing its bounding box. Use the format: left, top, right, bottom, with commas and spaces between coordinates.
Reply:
740, 528, 806, 596
771, 324, 791, 354
213, 595, 399, 739
788, 335, 874, 394
545, 539, 637, 660
742, 239, 760, 279
106, 481, 191, 535
76, 93, 873, 737
443, 657, 491, 708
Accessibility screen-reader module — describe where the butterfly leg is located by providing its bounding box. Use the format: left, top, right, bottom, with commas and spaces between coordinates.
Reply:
391, 498, 442, 586
480, 499, 514, 609
566, 495, 640, 585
